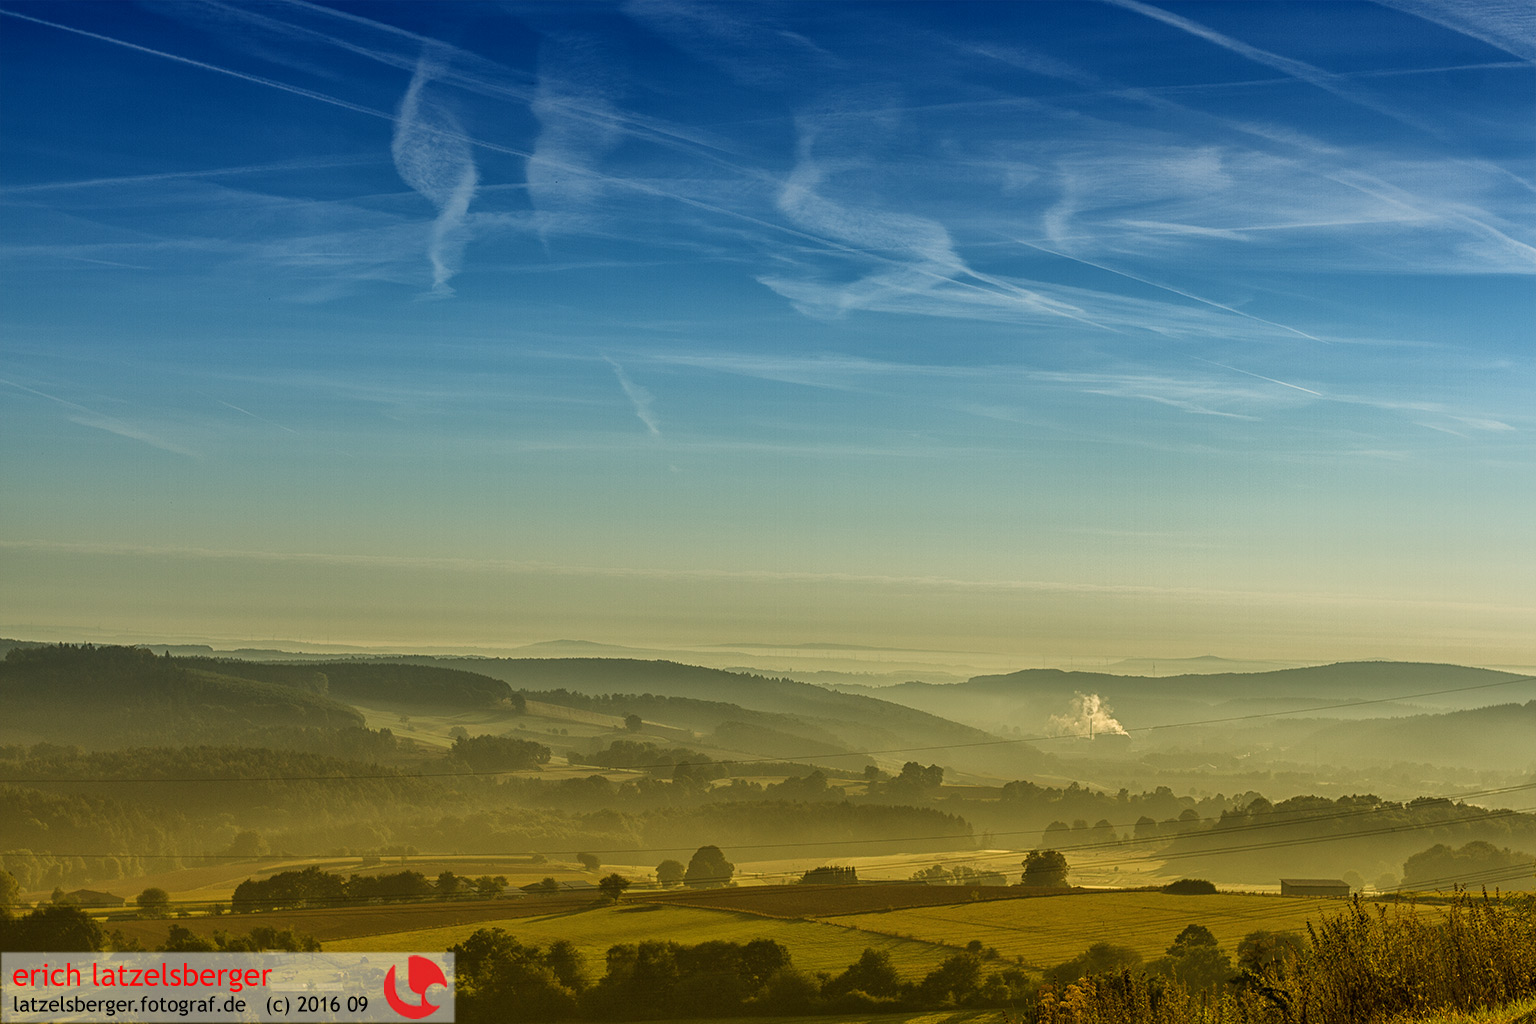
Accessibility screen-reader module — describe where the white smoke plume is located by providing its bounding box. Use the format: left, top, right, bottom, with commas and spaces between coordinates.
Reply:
392, 47, 478, 296
1047, 692, 1129, 739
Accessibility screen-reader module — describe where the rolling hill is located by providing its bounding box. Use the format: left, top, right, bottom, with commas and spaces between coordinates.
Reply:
368, 657, 1049, 777
842, 662, 1536, 733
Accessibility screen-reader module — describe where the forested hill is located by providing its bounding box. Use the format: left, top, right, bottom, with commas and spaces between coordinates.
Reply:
0, 645, 365, 743
377, 656, 1047, 774
849, 662, 1536, 728
1300, 700, 1536, 769
966, 661, 1527, 701
178, 657, 516, 708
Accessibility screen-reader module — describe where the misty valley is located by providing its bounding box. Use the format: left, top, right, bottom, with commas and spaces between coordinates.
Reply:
2, 641, 1532, 1024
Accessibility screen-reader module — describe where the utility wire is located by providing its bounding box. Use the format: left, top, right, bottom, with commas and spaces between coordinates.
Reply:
19, 800, 1535, 867
12, 779, 1536, 863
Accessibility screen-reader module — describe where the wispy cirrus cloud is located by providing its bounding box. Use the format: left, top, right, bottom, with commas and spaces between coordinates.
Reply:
603, 356, 661, 436
391, 46, 479, 295
761, 108, 1112, 331
526, 33, 625, 236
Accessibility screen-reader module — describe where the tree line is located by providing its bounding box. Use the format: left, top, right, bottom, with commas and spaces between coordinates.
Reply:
231, 867, 508, 911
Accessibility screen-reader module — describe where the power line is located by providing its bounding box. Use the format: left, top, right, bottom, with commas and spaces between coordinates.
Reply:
39, 863, 1531, 927
10, 779, 1534, 864
16, 799, 1534, 868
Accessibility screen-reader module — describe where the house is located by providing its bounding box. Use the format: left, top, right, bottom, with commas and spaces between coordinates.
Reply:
1280, 878, 1350, 897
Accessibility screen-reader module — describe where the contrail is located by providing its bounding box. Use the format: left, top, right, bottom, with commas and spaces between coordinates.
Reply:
1018, 239, 1324, 342
1194, 356, 1323, 396
0, 8, 406, 127
217, 399, 299, 434
0, 376, 198, 457
0, 156, 374, 194
1102, 0, 1450, 140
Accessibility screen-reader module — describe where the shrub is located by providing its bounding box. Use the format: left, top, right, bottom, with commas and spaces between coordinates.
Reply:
1022, 849, 1069, 887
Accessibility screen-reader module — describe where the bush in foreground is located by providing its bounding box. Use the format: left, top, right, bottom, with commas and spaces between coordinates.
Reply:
1035, 890, 1536, 1024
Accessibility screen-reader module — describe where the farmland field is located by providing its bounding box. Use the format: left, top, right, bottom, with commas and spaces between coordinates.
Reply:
645, 882, 1044, 918
324, 902, 959, 976
102, 895, 594, 948
104, 883, 1457, 985
822, 891, 1446, 967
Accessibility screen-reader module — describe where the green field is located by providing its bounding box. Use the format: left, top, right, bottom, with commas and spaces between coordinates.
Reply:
325, 902, 959, 977
314, 888, 1441, 979
820, 891, 1444, 967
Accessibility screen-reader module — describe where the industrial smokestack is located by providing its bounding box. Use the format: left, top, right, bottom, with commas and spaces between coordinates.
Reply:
1048, 693, 1128, 739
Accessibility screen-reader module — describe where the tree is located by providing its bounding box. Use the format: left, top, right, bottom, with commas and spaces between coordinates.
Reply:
1154, 924, 1233, 991
1236, 929, 1304, 973
891, 761, 944, 791
917, 951, 982, 1005
545, 938, 585, 990
576, 853, 601, 873
823, 948, 900, 999
655, 860, 686, 887
0, 871, 19, 912
684, 846, 734, 888
1021, 849, 1069, 887
1047, 942, 1143, 987
0, 905, 105, 951
451, 734, 551, 771
225, 830, 268, 859
623, 714, 642, 733
136, 887, 171, 918
451, 928, 582, 1022
160, 924, 215, 951
598, 874, 632, 902
474, 875, 508, 898
1402, 840, 1533, 889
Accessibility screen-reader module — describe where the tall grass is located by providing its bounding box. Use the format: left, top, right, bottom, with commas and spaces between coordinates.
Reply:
1032, 891, 1536, 1024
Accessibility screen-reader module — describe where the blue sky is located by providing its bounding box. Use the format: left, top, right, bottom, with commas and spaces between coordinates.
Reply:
1, 1, 1532, 663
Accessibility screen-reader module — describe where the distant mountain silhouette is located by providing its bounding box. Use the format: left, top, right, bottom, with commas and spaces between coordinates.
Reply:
857, 662, 1536, 731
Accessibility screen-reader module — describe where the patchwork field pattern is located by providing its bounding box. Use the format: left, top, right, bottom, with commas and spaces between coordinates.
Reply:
324, 902, 959, 976
821, 891, 1446, 967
